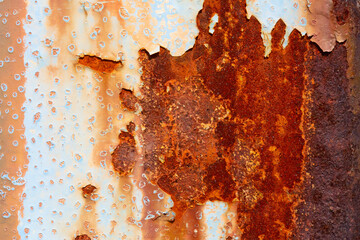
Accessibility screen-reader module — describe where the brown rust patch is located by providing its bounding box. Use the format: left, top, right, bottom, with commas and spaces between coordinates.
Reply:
333, 0, 350, 25
89, 0, 360, 238
295, 42, 360, 240
75, 234, 91, 240
81, 184, 97, 199
119, 88, 138, 112
138, 0, 307, 238
111, 122, 138, 176
293, 3, 360, 239
78, 55, 121, 73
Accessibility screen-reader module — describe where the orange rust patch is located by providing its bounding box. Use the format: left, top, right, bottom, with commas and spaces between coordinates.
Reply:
138, 0, 307, 238
93, 0, 358, 238
78, 55, 121, 73
75, 234, 91, 240
111, 122, 138, 176
81, 184, 97, 199
119, 89, 138, 112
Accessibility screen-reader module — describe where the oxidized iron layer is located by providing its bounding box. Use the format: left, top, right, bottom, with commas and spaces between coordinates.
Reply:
107, 0, 360, 239
0, 0, 357, 239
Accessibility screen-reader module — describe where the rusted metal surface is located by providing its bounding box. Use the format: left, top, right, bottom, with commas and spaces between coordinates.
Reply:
138, 2, 306, 237
295, 1, 360, 239
0, 0, 359, 239
111, 122, 138, 176
82, 184, 97, 199
75, 234, 91, 240
297, 40, 358, 240
246, 0, 349, 56
119, 89, 139, 112
107, 0, 358, 238
78, 55, 122, 73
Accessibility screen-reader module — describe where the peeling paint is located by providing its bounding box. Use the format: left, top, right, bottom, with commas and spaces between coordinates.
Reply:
209, 14, 218, 34
246, 0, 349, 56
0, 0, 358, 239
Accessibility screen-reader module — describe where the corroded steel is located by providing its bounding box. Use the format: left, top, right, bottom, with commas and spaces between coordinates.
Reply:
0, 0, 359, 239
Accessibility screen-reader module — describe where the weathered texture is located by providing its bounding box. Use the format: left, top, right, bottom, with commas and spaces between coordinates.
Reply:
137, 0, 307, 238
294, 6, 360, 239
119, 89, 138, 112
121, 0, 360, 239
349, 4, 360, 238
111, 122, 138, 176
297, 44, 359, 239
43, 0, 359, 238
81, 184, 97, 199
78, 55, 122, 73
333, 0, 350, 25
75, 234, 91, 240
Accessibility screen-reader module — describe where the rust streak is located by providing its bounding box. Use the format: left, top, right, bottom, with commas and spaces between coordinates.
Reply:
111, 122, 138, 176
78, 55, 122, 73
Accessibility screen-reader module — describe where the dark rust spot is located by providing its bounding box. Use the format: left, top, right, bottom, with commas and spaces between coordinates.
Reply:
81, 184, 96, 199
333, 0, 349, 25
119, 88, 138, 112
75, 234, 91, 240
111, 122, 138, 176
296, 42, 360, 240
78, 55, 121, 73
126, 121, 136, 133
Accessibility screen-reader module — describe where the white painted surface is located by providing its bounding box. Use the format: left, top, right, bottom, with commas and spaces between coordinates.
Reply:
19, 0, 203, 239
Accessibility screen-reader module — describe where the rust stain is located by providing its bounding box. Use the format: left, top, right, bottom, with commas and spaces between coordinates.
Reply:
75, 234, 91, 240
0, 0, 27, 238
296, 38, 360, 240
78, 55, 122, 73
81, 184, 97, 199
101, 0, 360, 238
137, 0, 307, 237
111, 122, 138, 176
119, 89, 138, 112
